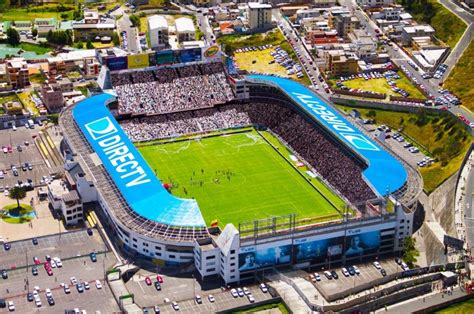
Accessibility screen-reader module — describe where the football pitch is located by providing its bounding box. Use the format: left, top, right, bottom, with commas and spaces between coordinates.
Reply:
138, 129, 343, 228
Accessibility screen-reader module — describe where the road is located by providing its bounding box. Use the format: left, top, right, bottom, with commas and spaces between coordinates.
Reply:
117, 13, 139, 53
196, 9, 214, 45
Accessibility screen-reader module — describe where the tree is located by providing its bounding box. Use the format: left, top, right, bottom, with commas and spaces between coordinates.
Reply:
129, 15, 140, 28
112, 32, 120, 46
402, 236, 420, 268
32, 28, 38, 37
86, 40, 93, 49
9, 186, 26, 209
6, 28, 20, 46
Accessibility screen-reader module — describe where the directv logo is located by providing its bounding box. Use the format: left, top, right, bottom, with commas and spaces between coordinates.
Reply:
85, 117, 118, 140
84, 116, 151, 188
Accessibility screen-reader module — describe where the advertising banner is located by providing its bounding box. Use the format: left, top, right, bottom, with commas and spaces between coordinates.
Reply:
202, 45, 221, 62
344, 231, 380, 257
295, 237, 343, 263
106, 56, 128, 71
239, 245, 292, 272
156, 50, 177, 65
178, 48, 202, 63
148, 52, 157, 67
127, 54, 150, 69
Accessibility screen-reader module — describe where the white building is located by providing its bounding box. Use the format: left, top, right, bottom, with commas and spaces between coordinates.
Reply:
148, 15, 169, 49
247, 2, 272, 31
357, 0, 394, 8
401, 24, 435, 46
47, 179, 83, 226
175, 17, 195, 43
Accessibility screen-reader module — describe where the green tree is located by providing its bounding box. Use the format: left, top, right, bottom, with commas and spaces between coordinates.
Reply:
86, 40, 93, 49
129, 15, 140, 28
112, 32, 120, 46
32, 28, 38, 37
6, 28, 20, 46
9, 186, 26, 209
402, 236, 420, 268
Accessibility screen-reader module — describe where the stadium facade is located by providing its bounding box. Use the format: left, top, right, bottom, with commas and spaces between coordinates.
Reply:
60, 52, 423, 284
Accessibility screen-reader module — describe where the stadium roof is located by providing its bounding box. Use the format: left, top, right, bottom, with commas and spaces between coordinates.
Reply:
72, 93, 206, 228
246, 75, 407, 196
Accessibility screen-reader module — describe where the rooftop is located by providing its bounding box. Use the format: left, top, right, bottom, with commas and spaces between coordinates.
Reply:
175, 17, 195, 33
248, 2, 272, 9
148, 15, 168, 30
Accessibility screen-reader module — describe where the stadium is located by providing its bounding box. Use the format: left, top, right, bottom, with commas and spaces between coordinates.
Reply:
60, 47, 423, 284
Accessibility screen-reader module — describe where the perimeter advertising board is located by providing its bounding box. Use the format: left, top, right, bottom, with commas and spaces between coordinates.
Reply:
128, 54, 150, 69
156, 50, 177, 65
202, 45, 221, 62
107, 56, 128, 71
178, 48, 202, 63
295, 237, 344, 263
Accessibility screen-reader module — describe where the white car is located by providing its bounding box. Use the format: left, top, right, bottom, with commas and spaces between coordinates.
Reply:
70, 277, 78, 285
208, 294, 215, 302
373, 261, 381, 269
259, 283, 268, 293
342, 268, 350, 277
95, 279, 102, 289
50, 260, 57, 268
35, 298, 42, 307
84, 281, 90, 290
243, 287, 250, 295
237, 287, 244, 297
8, 301, 15, 311
53, 257, 62, 268
401, 262, 409, 271
230, 288, 238, 298
172, 301, 179, 311
352, 265, 360, 275
45, 288, 52, 298
247, 294, 255, 303
64, 284, 71, 294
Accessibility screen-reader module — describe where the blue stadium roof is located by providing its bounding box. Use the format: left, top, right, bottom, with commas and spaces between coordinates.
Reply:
72, 93, 206, 227
246, 75, 407, 196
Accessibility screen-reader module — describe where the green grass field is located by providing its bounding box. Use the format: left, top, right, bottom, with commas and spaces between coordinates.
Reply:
138, 130, 342, 227
435, 298, 474, 313
444, 39, 474, 112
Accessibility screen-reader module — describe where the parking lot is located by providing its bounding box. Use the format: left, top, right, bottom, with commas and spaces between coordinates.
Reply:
308, 259, 401, 298
127, 272, 203, 308
1, 229, 107, 270
0, 229, 119, 313
143, 284, 273, 314
0, 127, 50, 189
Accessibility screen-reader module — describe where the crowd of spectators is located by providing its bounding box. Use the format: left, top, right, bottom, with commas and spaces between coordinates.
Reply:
121, 101, 376, 203
112, 63, 234, 115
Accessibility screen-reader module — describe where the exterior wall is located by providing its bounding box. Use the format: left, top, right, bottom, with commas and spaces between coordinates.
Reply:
247, 6, 272, 30
357, 0, 394, 8
96, 191, 195, 265
62, 199, 83, 225
73, 27, 115, 41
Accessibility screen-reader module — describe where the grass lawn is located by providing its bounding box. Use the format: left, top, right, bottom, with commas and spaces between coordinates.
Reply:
18, 92, 40, 116
336, 105, 472, 193
435, 298, 474, 313
138, 130, 342, 227
429, 1, 467, 49
335, 72, 425, 99
233, 302, 290, 314
8, 43, 52, 55
92, 41, 114, 49
0, 4, 75, 22
1, 203, 34, 224
444, 39, 474, 112
221, 30, 311, 85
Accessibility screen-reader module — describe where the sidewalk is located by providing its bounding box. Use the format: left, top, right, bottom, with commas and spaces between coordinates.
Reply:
375, 285, 469, 313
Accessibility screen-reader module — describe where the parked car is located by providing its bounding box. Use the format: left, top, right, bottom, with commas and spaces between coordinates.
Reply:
259, 283, 268, 293
90, 252, 97, 262
2, 269, 8, 279
145, 276, 152, 285
373, 261, 381, 269
381, 269, 387, 276
314, 273, 321, 281
342, 268, 350, 277
330, 270, 339, 279
154, 281, 161, 291
95, 279, 102, 289
208, 294, 215, 302
230, 288, 238, 298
